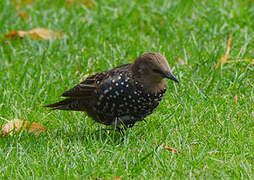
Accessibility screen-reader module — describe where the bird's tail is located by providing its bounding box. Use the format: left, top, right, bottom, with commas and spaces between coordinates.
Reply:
44, 98, 84, 111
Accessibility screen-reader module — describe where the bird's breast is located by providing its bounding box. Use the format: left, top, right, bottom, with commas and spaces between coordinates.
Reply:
93, 72, 167, 118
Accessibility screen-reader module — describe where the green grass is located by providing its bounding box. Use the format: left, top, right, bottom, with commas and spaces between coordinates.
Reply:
0, 0, 254, 178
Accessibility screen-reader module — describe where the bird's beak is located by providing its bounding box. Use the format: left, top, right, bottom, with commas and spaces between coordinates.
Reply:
165, 71, 180, 83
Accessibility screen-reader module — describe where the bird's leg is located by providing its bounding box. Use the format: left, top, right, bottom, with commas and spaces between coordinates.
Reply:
111, 116, 144, 134
110, 116, 129, 135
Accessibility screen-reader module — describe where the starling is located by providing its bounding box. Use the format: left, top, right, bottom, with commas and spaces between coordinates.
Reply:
45, 52, 179, 130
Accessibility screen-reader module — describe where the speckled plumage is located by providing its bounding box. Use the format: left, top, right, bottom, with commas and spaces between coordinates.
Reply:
45, 52, 179, 130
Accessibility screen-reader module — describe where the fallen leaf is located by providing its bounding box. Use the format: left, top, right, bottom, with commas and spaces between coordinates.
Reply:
28, 28, 65, 40
12, 0, 34, 7
16, 9, 29, 20
234, 94, 238, 102
163, 145, 180, 153
4, 28, 65, 41
67, 0, 76, 5
5, 30, 25, 40
67, 0, 95, 8
215, 33, 232, 69
82, 0, 95, 8
2, 119, 46, 136
113, 177, 121, 180
178, 58, 185, 65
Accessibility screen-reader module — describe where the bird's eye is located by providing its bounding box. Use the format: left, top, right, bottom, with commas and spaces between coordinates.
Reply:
152, 69, 164, 75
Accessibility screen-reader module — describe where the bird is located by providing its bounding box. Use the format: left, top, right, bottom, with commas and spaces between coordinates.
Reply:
45, 52, 179, 131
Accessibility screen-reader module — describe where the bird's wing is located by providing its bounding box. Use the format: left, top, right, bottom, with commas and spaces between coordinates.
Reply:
61, 72, 108, 98
45, 64, 132, 111
61, 64, 131, 98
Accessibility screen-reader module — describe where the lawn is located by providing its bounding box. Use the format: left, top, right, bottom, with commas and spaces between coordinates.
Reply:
0, 0, 254, 179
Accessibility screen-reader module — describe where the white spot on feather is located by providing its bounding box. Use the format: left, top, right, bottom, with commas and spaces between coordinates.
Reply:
104, 89, 109, 94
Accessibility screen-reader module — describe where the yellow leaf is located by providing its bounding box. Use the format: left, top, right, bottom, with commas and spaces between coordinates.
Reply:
2, 119, 46, 136
4, 28, 65, 41
27, 28, 65, 40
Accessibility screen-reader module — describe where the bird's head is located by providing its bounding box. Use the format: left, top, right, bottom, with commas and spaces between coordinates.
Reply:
132, 52, 179, 84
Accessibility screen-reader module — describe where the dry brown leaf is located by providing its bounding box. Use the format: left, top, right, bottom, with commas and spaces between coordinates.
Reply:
234, 94, 238, 102
215, 33, 232, 69
163, 145, 180, 153
5, 30, 24, 40
2, 119, 46, 136
16, 9, 29, 20
67, 0, 76, 5
113, 177, 121, 180
82, 0, 95, 8
67, 0, 95, 8
178, 58, 185, 65
12, 0, 34, 7
4, 28, 65, 41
